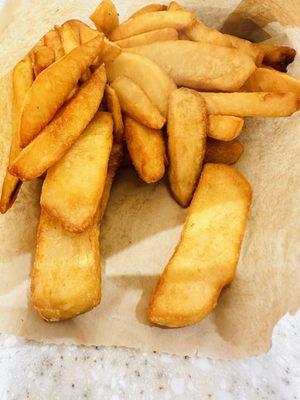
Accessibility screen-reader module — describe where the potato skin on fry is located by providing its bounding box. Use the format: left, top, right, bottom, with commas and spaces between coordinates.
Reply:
41, 112, 113, 233
10, 66, 107, 181
0, 56, 34, 213
109, 11, 195, 41
168, 88, 207, 207
127, 40, 256, 92
148, 163, 252, 328
19, 34, 104, 148
111, 76, 165, 130
200, 92, 298, 117
205, 138, 244, 165
31, 211, 101, 322
106, 52, 177, 117
259, 44, 296, 72
125, 117, 166, 184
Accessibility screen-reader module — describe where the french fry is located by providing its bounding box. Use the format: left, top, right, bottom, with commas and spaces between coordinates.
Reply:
31, 210, 101, 322
105, 85, 124, 143
10, 66, 107, 181
100, 143, 123, 219
114, 28, 178, 48
111, 76, 166, 130
41, 112, 113, 233
208, 115, 244, 141
200, 92, 298, 117
106, 52, 177, 117
205, 138, 244, 165
109, 11, 196, 41
129, 4, 168, 19
259, 44, 296, 72
125, 117, 166, 184
148, 163, 252, 328
168, 88, 207, 207
0, 56, 34, 214
19, 34, 104, 148
44, 28, 65, 61
168, 1, 263, 65
90, 0, 119, 35
31, 46, 55, 77
60, 21, 80, 53
242, 67, 300, 96
127, 40, 256, 91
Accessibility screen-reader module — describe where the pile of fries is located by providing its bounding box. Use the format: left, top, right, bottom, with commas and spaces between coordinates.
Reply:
1, 0, 299, 328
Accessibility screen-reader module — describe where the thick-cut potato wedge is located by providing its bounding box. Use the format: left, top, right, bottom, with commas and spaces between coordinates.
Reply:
100, 143, 123, 219
19, 34, 104, 148
168, 1, 263, 65
127, 41, 256, 91
242, 67, 300, 96
259, 44, 296, 72
73, 20, 121, 63
90, 0, 119, 35
208, 115, 244, 141
148, 163, 252, 328
200, 92, 298, 117
60, 21, 80, 53
31, 210, 101, 322
125, 117, 166, 184
0, 56, 34, 214
44, 28, 65, 61
111, 76, 165, 130
109, 11, 196, 41
205, 138, 244, 165
31, 46, 55, 77
41, 112, 113, 233
105, 85, 124, 143
106, 52, 177, 117
10, 66, 107, 181
168, 88, 207, 207
129, 4, 167, 19
114, 28, 178, 48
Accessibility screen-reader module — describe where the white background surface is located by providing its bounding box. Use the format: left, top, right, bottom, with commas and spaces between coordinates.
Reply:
0, 0, 299, 398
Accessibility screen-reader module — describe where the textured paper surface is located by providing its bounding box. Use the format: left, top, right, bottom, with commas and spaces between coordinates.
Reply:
0, 0, 299, 359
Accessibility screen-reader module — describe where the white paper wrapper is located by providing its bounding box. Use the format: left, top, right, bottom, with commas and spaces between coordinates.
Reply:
0, 0, 299, 359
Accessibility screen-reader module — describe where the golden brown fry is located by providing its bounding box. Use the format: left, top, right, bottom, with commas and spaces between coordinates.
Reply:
102, 39, 122, 62
208, 115, 244, 141
259, 44, 296, 72
105, 85, 124, 143
106, 52, 177, 117
44, 28, 65, 61
0, 56, 34, 214
114, 28, 178, 48
125, 117, 166, 184
168, 1, 263, 65
242, 67, 300, 96
41, 112, 113, 233
200, 92, 298, 117
127, 40, 256, 91
31, 210, 101, 322
109, 11, 196, 41
205, 138, 244, 165
10, 66, 107, 181
19, 34, 104, 148
60, 21, 80, 53
90, 0, 119, 35
111, 76, 165, 130
129, 4, 167, 19
168, 88, 207, 207
31, 46, 55, 77
148, 163, 252, 328
100, 143, 123, 219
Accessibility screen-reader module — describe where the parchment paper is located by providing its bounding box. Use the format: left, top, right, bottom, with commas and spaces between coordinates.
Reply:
0, 0, 299, 359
